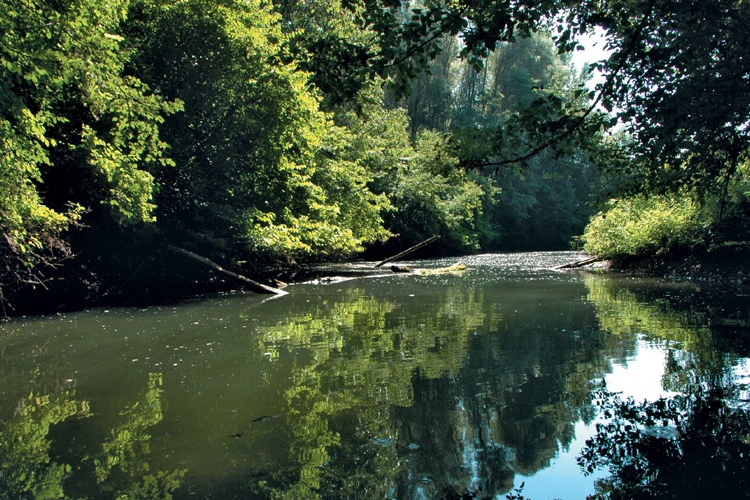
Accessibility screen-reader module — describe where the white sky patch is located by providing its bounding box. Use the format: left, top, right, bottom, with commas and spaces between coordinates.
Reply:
513, 419, 607, 500
571, 29, 612, 89
605, 341, 679, 402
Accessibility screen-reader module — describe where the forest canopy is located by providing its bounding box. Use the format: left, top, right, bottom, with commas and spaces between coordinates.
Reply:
1, 0, 748, 309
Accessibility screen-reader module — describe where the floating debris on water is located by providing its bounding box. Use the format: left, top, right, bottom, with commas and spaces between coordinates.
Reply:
419, 263, 467, 276
640, 425, 681, 440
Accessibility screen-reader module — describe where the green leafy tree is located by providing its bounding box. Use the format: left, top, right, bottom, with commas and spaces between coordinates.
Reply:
288, 0, 576, 102
338, 102, 487, 253
129, 0, 390, 264
593, 0, 750, 198
423, 32, 602, 250
0, 0, 179, 291
399, 36, 459, 137
390, 130, 486, 251
298, 0, 750, 201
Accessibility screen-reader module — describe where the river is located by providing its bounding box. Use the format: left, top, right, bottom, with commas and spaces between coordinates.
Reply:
1, 251, 749, 499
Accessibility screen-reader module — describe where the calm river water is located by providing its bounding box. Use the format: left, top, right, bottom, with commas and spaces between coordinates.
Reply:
1, 252, 749, 499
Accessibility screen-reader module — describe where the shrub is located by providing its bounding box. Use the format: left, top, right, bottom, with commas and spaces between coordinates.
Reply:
582, 194, 709, 258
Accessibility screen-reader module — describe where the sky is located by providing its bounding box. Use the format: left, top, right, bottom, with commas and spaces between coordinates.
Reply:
570, 29, 612, 88
571, 29, 612, 70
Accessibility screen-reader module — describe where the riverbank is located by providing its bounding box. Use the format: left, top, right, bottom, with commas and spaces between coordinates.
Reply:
598, 244, 750, 287
4, 247, 749, 319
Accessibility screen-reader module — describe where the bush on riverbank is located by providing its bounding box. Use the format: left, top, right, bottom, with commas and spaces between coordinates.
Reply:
581, 193, 710, 259
580, 181, 750, 284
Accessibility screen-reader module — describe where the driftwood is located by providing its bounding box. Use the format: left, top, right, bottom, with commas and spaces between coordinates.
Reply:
375, 235, 441, 268
419, 263, 467, 275
390, 265, 413, 273
554, 256, 603, 269
168, 245, 287, 295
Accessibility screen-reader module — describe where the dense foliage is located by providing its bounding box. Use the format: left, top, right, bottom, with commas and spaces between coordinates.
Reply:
129, 0, 391, 261
582, 194, 709, 259
0, 0, 179, 293
578, 0, 750, 261
2, 0, 749, 310
583, 158, 750, 261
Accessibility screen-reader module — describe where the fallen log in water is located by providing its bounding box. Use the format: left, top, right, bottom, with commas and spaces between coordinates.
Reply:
168, 245, 287, 295
390, 265, 413, 273
419, 263, 467, 275
375, 235, 441, 267
554, 256, 604, 269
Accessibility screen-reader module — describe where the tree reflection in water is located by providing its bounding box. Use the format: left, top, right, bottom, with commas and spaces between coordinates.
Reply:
254, 281, 612, 499
3, 260, 749, 499
0, 387, 91, 499
579, 387, 750, 499
0, 373, 185, 500
581, 274, 750, 500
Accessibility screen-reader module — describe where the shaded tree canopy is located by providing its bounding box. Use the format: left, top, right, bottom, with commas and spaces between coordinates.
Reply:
592, 0, 750, 196
301, 0, 750, 192
0, 0, 180, 289
128, 0, 392, 261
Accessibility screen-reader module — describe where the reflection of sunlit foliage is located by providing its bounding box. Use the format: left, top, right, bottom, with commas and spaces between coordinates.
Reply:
579, 388, 750, 499
253, 280, 620, 497
0, 389, 90, 499
256, 287, 485, 497
94, 372, 186, 499
259, 287, 485, 417
0, 373, 185, 500
583, 275, 710, 346
260, 287, 484, 384
316, 408, 401, 500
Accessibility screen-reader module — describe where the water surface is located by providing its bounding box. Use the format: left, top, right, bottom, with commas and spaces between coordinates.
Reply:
1, 252, 748, 499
